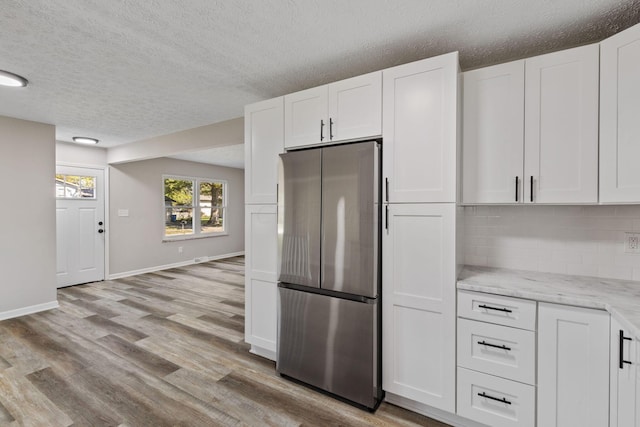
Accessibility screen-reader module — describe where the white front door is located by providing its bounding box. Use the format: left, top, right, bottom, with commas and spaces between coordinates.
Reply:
56, 165, 105, 287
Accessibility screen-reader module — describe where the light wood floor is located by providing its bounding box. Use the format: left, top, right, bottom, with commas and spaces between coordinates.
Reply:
0, 256, 449, 426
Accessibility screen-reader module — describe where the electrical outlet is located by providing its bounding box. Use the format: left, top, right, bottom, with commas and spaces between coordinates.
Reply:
178, 246, 183, 254
624, 232, 640, 254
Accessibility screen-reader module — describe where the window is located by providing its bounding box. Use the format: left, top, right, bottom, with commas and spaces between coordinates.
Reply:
56, 174, 96, 199
164, 176, 226, 238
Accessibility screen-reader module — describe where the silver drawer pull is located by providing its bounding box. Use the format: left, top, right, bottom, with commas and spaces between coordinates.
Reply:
477, 340, 511, 351
478, 392, 512, 405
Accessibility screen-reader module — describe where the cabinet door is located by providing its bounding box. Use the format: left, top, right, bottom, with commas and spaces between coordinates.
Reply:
462, 60, 525, 204
600, 23, 640, 203
284, 86, 327, 149
610, 317, 639, 427
245, 97, 284, 204
244, 204, 278, 358
328, 71, 382, 142
383, 52, 459, 203
524, 44, 599, 204
537, 303, 610, 427
382, 203, 456, 411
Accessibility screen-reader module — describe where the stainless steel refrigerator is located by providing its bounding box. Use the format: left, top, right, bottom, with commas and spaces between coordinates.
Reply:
276, 140, 383, 410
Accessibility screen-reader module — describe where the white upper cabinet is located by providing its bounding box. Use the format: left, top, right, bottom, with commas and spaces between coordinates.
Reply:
383, 52, 459, 203
462, 44, 599, 204
245, 97, 284, 204
524, 44, 599, 204
284, 72, 382, 149
462, 60, 525, 204
600, 22, 640, 203
284, 86, 328, 149
327, 72, 382, 142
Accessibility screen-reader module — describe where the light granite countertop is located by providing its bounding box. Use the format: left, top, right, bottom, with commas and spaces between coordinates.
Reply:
458, 265, 640, 339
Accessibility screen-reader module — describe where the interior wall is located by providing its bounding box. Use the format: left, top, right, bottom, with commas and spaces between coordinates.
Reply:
109, 157, 244, 276
56, 141, 107, 165
0, 116, 57, 317
463, 205, 640, 281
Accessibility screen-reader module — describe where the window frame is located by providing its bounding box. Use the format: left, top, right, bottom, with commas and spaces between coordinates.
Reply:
162, 174, 228, 241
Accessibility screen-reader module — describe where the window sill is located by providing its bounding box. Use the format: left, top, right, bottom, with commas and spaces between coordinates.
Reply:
162, 232, 228, 242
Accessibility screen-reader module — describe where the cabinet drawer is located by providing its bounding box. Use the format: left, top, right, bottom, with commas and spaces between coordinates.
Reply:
458, 290, 536, 330
457, 367, 535, 427
458, 318, 535, 385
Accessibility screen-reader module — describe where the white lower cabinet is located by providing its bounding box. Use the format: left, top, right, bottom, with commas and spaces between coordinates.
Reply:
457, 318, 536, 385
457, 367, 535, 427
537, 303, 610, 427
457, 290, 536, 427
382, 203, 456, 412
244, 204, 278, 359
610, 317, 640, 426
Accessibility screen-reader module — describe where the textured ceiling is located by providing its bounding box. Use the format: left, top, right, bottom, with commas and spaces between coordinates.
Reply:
1, 0, 639, 148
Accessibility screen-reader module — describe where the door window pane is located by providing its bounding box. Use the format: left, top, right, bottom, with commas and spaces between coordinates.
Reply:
56, 174, 96, 199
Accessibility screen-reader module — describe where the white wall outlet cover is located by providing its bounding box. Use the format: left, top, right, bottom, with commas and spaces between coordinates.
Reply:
117, 209, 129, 217
624, 232, 640, 254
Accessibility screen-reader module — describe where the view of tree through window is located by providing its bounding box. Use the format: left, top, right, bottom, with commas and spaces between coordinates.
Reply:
164, 176, 226, 237
164, 178, 194, 236
56, 174, 96, 199
199, 181, 224, 233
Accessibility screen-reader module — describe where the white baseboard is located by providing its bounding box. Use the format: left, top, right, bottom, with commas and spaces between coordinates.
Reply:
107, 251, 245, 280
0, 300, 60, 322
249, 345, 276, 361
385, 393, 486, 427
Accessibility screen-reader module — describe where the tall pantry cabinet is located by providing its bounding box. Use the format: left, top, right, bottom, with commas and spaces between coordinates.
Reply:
382, 51, 461, 413
244, 97, 284, 360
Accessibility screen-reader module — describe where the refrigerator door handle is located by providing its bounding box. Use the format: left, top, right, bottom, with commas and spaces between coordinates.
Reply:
385, 177, 389, 202
385, 205, 389, 231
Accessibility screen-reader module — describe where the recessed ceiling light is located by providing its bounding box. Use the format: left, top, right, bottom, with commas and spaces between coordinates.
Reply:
0, 70, 28, 87
72, 137, 99, 145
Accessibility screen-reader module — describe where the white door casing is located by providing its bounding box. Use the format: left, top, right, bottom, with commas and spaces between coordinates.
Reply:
56, 165, 105, 288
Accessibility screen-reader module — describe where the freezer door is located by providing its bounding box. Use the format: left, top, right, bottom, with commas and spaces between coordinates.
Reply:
278, 149, 322, 288
322, 141, 379, 298
277, 287, 381, 409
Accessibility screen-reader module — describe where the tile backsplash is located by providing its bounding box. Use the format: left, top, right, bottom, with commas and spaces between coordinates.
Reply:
463, 205, 640, 281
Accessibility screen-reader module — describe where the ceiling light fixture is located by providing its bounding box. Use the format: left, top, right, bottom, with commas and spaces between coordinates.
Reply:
0, 70, 28, 87
72, 137, 99, 145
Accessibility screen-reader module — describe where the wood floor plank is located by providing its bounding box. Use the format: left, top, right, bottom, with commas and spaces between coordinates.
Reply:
2, 318, 87, 377
0, 355, 11, 371
26, 367, 121, 426
197, 312, 244, 334
0, 399, 15, 424
84, 314, 148, 342
163, 368, 295, 427
167, 313, 244, 343
116, 298, 174, 318
0, 256, 449, 426
96, 334, 180, 378
0, 368, 73, 427
135, 336, 233, 380
65, 298, 121, 318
